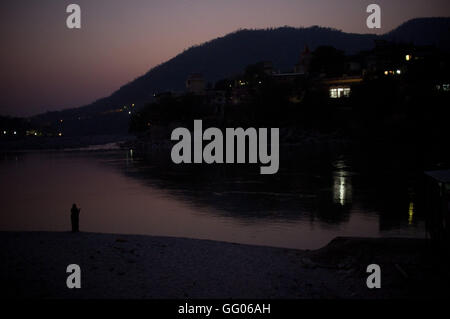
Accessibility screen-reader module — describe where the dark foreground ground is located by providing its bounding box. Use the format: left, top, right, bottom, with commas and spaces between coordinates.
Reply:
0, 232, 448, 299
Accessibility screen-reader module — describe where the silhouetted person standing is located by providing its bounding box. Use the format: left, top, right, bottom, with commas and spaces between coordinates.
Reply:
71, 204, 81, 232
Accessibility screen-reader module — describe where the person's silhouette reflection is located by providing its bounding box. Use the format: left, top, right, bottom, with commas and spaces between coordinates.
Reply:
71, 204, 81, 232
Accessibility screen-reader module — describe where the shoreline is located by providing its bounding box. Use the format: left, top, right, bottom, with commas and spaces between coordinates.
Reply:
1, 231, 447, 299
0, 134, 133, 152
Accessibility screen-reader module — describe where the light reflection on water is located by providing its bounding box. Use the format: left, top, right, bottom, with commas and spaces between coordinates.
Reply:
333, 160, 352, 207
0, 148, 426, 249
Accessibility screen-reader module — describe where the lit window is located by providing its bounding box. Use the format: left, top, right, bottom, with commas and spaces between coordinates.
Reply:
330, 87, 350, 98
330, 88, 338, 98
443, 84, 450, 91
396, 70, 401, 75
343, 88, 351, 97
405, 55, 411, 61
384, 71, 389, 75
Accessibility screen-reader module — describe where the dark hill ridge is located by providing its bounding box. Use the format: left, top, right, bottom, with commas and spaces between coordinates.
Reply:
385, 17, 450, 49
32, 17, 450, 134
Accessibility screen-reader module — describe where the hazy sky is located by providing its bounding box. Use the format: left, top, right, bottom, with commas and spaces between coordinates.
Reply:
1, 0, 449, 116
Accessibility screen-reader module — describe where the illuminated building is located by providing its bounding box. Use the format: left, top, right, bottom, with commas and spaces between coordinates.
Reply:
323, 75, 363, 99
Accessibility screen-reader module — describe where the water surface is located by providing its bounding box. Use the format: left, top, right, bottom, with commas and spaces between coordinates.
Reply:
0, 145, 425, 249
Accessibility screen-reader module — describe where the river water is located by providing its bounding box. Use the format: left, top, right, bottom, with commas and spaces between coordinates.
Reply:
0, 143, 426, 249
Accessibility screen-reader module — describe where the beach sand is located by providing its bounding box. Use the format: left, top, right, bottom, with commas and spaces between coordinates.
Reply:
0, 232, 447, 299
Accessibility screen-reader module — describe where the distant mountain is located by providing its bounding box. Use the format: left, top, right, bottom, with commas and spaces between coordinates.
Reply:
68, 26, 378, 114
385, 17, 450, 50
33, 17, 450, 135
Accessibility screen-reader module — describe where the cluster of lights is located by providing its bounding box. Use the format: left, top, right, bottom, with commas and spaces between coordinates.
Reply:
436, 84, 450, 91
384, 70, 401, 75
26, 130, 41, 137
121, 104, 136, 114
2, 130, 16, 135
3, 130, 67, 137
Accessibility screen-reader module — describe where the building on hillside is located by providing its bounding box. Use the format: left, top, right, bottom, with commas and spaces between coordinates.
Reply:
362, 40, 440, 78
207, 90, 227, 106
262, 61, 274, 75
186, 73, 206, 95
322, 75, 363, 98
230, 87, 251, 105
271, 46, 312, 85
294, 45, 312, 74
272, 72, 306, 85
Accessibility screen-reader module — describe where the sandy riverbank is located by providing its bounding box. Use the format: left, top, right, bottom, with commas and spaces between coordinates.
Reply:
0, 232, 447, 299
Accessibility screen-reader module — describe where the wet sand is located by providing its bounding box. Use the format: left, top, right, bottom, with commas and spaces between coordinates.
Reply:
0, 232, 447, 299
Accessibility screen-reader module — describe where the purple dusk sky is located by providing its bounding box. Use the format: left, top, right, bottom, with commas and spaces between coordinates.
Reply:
1, 0, 449, 116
